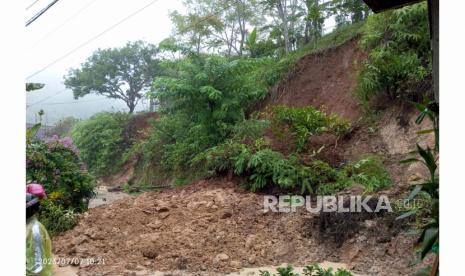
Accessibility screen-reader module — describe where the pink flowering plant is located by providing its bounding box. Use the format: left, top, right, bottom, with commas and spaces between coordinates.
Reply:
27, 129, 95, 212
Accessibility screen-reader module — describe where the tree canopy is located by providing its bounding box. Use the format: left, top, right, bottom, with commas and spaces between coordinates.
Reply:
64, 41, 161, 113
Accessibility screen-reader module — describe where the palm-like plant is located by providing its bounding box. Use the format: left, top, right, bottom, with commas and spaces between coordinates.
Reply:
398, 101, 439, 274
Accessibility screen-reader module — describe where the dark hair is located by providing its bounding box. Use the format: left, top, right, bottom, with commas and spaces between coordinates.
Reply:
26, 202, 40, 219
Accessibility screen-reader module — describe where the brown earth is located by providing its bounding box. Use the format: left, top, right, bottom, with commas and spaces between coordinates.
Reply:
52, 38, 435, 275
258, 37, 365, 123
53, 179, 428, 276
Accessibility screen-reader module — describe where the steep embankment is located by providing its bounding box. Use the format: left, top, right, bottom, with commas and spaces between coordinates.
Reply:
52, 38, 433, 275
259, 37, 365, 123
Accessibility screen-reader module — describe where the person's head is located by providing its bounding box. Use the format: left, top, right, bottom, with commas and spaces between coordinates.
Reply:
26, 193, 40, 219
26, 183, 47, 219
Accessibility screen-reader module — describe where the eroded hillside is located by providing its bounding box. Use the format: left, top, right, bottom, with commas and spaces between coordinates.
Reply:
52, 37, 434, 276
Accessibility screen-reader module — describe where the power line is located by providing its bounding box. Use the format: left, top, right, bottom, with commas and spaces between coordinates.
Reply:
30, 0, 101, 50
26, 0, 60, 27
39, 98, 110, 105
26, 0, 41, 10
26, 0, 161, 80
27, 88, 67, 108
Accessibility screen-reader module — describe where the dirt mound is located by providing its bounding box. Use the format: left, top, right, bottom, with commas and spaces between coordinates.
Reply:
53, 179, 424, 275
51, 38, 436, 276
259, 37, 365, 123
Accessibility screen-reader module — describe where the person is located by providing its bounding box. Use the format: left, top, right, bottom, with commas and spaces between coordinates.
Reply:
26, 184, 53, 276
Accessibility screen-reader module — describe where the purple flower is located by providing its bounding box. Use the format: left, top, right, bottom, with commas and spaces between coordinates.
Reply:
46, 135, 79, 154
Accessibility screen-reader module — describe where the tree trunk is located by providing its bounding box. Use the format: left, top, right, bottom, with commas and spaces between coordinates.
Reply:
276, 0, 290, 54
128, 103, 135, 113
304, 20, 310, 44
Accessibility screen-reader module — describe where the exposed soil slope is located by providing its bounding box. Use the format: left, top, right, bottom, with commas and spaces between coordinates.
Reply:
52, 38, 434, 275
259, 37, 365, 123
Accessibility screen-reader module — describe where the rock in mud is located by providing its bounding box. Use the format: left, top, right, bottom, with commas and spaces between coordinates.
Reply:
248, 255, 256, 264
220, 210, 232, 219
147, 220, 162, 229
245, 235, 256, 250
214, 253, 229, 263
230, 260, 242, 268
141, 246, 158, 259
159, 212, 170, 219
175, 256, 188, 269
156, 205, 170, 212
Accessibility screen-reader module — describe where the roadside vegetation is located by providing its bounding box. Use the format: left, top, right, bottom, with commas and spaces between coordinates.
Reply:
259, 264, 353, 276
71, 112, 132, 177
356, 2, 431, 105
26, 124, 95, 235
64, 2, 430, 197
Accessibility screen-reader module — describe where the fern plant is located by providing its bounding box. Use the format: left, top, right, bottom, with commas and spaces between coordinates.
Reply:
271, 105, 351, 152
357, 2, 431, 105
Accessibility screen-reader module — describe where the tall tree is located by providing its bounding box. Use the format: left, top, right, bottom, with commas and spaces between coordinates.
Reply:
170, 4, 218, 55
262, 0, 303, 54
170, 0, 264, 56
329, 0, 370, 26
64, 41, 160, 113
304, 0, 326, 43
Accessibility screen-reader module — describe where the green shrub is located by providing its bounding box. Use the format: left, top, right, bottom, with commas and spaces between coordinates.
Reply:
133, 55, 271, 181
232, 118, 270, 142
303, 264, 353, 276
198, 140, 343, 194
357, 2, 431, 104
71, 112, 132, 176
26, 137, 95, 211
271, 105, 351, 151
259, 264, 353, 276
344, 155, 391, 193
39, 200, 77, 236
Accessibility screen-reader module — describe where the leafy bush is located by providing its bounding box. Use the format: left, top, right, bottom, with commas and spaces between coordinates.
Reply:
27, 124, 94, 235
26, 135, 95, 211
343, 155, 391, 193
198, 139, 390, 195
198, 139, 345, 194
39, 200, 77, 236
71, 112, 132, 176
259, 264, 353, 276
398, 102, 439, 266
357, 2, 431, 104
271, 105, 351, 151
134, 55, 270, 181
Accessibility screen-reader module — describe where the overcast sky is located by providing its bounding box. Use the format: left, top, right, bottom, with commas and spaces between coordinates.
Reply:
26, 0, 184, 124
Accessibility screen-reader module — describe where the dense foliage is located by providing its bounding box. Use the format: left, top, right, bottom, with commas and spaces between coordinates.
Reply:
357, 2, 431, 104
39, 200, 78, 236
138, 55, 270, 179
71, 112, 132, 177
27, 125, 95, 234
398, 101, 439, 266
26, 135, 95, 211
198, 137, 390, 194
169, 0, 369, 56
271, 105, 351, 151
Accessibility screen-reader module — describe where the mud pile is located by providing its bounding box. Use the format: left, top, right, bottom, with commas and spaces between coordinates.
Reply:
53, 180, 421, 275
